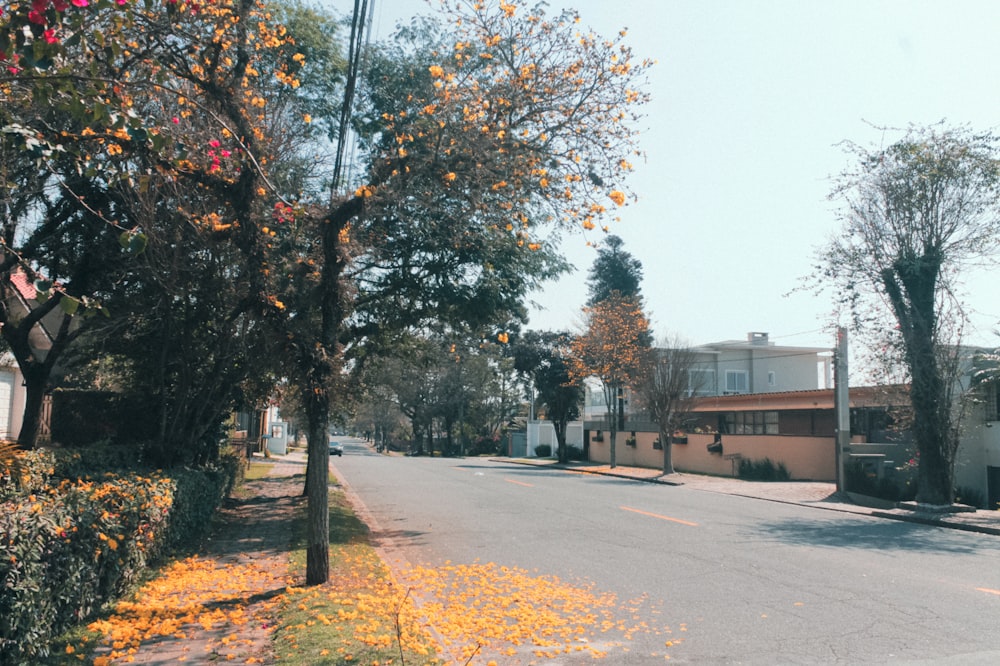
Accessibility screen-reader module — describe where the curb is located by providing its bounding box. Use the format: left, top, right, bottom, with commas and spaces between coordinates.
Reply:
498, 458, 1000, 537
869, 510, 1000, 536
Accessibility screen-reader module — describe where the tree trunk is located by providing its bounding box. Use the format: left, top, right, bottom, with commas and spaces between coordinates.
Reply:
304, 387, 330, 585
883, 258, 955, 506
17, 367, 46, 449
555, 418, 568, 464
660, 426, 674, 475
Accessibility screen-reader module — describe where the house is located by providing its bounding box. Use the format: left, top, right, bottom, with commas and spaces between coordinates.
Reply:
960, 383, 1000, 509
583, 331, 832, 422
585, 385, 910, 481
686, 331, 832, 396
0, 354, 27, 441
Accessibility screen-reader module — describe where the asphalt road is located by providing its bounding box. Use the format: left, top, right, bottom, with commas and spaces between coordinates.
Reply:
331, 439, 1000, 664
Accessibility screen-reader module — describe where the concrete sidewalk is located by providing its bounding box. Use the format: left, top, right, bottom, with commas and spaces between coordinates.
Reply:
500, 457, 1000, 537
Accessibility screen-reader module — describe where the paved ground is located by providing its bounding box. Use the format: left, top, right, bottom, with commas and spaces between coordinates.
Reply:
88, 451, 999, 664
89, 456, 304, 665
501, 457, 1000, 536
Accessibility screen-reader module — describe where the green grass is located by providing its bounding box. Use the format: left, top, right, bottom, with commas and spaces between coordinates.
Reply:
272, 489, 441, 665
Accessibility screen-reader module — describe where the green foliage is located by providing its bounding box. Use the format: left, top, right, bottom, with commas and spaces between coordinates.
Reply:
50, 391, 157, 449
844, 461, 916, 502
954, 485, 986, 509
586, 235, 644, 306
0, 447, 56, 502
565, 445, 585, 461
822, 123, 1000, 505
0, 446, 242, 663
534, 444, 552, 457
738, 458, 791, 482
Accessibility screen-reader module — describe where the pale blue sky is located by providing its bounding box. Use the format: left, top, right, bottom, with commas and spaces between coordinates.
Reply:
332, 0, 1000, 351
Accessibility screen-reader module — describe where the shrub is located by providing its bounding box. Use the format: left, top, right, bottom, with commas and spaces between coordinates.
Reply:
0, 447, 56, 502
954, 485, 985, 509
0, 445, 240, 664
844, 461, 916, 502
534, 444, 552, 457
738, 458, 791, 481
565, 445, 585, 461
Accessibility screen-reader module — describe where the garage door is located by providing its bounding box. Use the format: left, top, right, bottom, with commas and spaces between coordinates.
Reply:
0, 371, 13, 438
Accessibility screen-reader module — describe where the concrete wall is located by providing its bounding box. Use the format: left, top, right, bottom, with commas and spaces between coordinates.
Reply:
587, 429, 837, 481
0, 361, 26, 441
955, 403, 1000, 504
527, 420, 584, 457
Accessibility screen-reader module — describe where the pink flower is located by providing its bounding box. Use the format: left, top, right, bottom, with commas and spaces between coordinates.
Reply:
209, 139, 220, 148
71, 0, 89, 7
171, 117, 179, 124
28, 10, 46, 24
43, 29, 58, 44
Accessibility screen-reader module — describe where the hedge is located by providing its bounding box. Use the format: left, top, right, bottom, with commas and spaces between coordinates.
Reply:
0, 446, 244, 664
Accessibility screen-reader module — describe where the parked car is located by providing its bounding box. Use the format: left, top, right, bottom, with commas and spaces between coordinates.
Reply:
329, 441, 343, 456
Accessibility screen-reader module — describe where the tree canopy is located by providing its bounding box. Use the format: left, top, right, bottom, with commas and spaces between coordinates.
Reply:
1, 0, 653, 582
821, 123, 1000, 505
570, 293, 650, 468
585, 234, 644, 306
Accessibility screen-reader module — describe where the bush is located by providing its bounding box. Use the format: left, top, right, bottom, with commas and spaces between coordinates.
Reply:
955, 485, 985, 509
0, 447, 56, 502
534, 444, 552, 457
844, 461, 916, 502
738, 458, 791, 481
0, 446, 241, 664
565, 445, 585, 461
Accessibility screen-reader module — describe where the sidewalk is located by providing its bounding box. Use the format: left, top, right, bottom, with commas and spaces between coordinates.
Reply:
500, 457, 1000, 537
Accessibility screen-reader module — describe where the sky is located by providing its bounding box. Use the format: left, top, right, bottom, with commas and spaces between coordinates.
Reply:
329, 0, 1000, 353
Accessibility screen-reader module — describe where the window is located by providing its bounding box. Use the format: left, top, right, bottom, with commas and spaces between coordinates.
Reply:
688, 368, 716, 396
589, 390, 606, 407
719, 411, 779, 435
767, 371, 776, 387
725, 370, 748, 394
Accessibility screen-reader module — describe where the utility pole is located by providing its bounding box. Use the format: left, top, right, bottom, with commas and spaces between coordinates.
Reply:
833, 327, 850, 493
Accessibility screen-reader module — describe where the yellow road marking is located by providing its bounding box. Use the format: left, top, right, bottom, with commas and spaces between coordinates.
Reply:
505, 478, 534, 487
620, 505, 698, 527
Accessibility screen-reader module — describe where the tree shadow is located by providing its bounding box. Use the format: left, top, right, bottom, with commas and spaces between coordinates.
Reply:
756, 515, 1000, 555
372, 527, 429, 548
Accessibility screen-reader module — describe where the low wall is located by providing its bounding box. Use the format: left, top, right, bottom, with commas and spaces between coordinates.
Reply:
587, 430, 836, 481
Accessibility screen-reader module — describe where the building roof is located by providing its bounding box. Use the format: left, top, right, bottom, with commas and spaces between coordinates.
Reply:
690, 385, 909, 412
694, 331, 832, 355
9, 270, 36, 300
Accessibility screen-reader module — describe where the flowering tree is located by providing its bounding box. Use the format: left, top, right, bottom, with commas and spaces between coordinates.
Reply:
2, 0, 651, 584
570, 293, 650, 468
821, 124, 1000, 506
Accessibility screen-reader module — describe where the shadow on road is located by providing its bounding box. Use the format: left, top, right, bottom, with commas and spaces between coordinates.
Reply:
757, 516, 1000, 554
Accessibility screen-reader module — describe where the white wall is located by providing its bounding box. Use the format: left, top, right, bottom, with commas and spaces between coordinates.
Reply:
527, 420, 584, 457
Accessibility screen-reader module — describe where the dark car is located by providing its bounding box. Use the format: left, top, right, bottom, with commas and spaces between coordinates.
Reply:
329, 441, 343, 456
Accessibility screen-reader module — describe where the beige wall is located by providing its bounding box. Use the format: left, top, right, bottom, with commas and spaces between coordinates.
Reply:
588, 430, 836, 481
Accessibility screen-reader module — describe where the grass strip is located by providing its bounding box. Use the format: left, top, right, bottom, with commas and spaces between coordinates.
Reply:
272, 485, 443, 665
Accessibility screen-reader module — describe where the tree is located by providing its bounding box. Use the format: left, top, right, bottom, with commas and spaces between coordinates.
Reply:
570, 293, 650, 468
586, 234, 644, 306
2, 0, 651, 585
513, 331, 583, 464
633, 337, 702, 475
820, 124, 1000, 506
